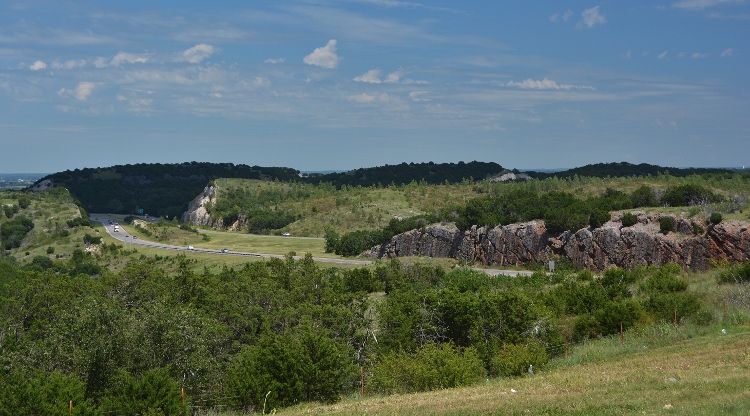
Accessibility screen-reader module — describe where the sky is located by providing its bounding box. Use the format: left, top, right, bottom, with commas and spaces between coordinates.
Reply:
1, 0, 748, 173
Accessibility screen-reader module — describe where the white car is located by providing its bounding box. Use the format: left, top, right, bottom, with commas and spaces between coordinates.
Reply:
187, 246, 194, 251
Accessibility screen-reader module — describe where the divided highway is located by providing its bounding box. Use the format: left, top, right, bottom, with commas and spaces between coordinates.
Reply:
92, 217, 372, 266
91, 216, 532, 275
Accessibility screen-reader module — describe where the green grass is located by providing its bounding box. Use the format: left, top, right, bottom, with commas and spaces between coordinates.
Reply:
270, 323, 750, 415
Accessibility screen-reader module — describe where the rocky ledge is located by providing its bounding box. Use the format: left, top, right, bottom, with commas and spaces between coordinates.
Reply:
364, 213, 750, 271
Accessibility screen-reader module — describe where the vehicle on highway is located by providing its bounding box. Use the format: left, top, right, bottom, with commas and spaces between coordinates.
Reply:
221, 248, 228, 253
188, 246, 194, 250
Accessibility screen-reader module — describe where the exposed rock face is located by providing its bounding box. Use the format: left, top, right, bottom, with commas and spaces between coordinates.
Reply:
181, 185, 248, 231
364, 216, 750, 272
182, 185, 220, 227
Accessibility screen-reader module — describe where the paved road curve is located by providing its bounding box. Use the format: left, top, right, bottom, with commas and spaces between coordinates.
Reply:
91, 215, 532, 275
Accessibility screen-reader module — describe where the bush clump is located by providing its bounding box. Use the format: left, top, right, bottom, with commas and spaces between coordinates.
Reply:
717, 261, 750, 284
371, 343, 486, 394
491, 341, 548, 377
660, 216, 675, 234
710, 212, 723, 225
621, 212, 638, 227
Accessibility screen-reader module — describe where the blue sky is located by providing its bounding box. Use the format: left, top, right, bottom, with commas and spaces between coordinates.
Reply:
1, 0, 748, 173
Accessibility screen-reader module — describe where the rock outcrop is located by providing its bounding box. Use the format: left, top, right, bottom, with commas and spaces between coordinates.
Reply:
364, 215, 750, 272
182, 185, 217, 227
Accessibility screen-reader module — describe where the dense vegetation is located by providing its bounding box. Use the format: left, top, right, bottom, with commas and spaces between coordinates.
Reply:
304, 161, 504, 188
34, 162, 301, 220
525, 162, 735, 180
0, 248, 738, 413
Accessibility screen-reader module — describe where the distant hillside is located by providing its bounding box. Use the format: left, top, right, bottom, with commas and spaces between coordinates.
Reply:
524, 162, 734, 179
33, 162, 300, 219
303, 161, 504, 188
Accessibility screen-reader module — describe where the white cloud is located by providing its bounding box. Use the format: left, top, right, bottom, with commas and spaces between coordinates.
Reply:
672, 0, 743, 10
181, 44, 216, 64
655, 119, 678, 128
579, 6, 606, 28
721, 48, 733, 57
51, 59, 86, 70
348, 93, 376, 103
409, 91, 429, 101
506, 78, 595, 90
264, 58, 285, 64
549, 9, 574, 22
111, 52, 148, 66
303, 39, 340, 69
658, 50, 668, 59
384, 70, 402, 83
354, 69, 404, 83
93, 57, 108, 68
354, 69, 383, 83
58, 82, 96, 101
29, 60, 46, 71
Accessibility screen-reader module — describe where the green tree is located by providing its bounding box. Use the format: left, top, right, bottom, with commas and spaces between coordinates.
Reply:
99, 368, 185, 416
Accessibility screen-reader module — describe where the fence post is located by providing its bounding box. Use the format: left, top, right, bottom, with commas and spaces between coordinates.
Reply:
674, 309, 677, 326
70, 401, 72, 416
620, 322, 624, 346
565, 333, 569, 360
360, 367, 365, 398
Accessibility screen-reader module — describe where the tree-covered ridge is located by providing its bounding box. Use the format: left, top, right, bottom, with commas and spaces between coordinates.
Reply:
303, 161, 504, 188
35, 162, 301, 219
525, 162, 735, 180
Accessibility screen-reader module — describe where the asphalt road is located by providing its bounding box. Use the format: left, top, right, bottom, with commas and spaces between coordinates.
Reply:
91, 215, 532, 275
92, 217, 372, 266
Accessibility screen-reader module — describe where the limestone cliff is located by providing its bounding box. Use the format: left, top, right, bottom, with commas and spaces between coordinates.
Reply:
181, 185, 251, 231
181, 185, 218, 227
364, 214, 750, 271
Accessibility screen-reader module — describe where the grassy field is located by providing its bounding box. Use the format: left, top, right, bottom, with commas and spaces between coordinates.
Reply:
271, 323, 750, 415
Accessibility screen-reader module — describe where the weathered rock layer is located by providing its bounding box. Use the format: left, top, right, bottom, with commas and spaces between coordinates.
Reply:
364, 214, 750, 271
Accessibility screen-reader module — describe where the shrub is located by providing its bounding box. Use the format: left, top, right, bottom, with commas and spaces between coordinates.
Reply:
594, 299, 645, 335
661, 184, 722, 207
572, 314, 602, 342
717, 261, 750, 284
17, 195, 31, 209
1, 214, 34, 249
660, 216, 675, 234
46, 246, 54, 254
710, 212, 723, 225
630, 185, 658, 208
371, 343, 486, 394
491, 340, 548, 377
621, 212, 638, 227
692, 222, 705, 235
640, 264, 688, 294
99, 368, 185, 416
589, 208, 610, 228
644, 292, 705, 324
83, 233, 102, 245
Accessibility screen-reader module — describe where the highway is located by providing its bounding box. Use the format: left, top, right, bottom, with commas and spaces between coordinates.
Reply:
91, 216, 532, 275
92, 217, 372, 266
